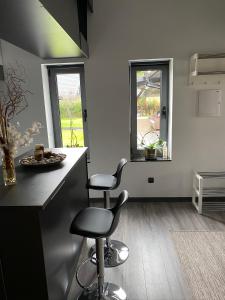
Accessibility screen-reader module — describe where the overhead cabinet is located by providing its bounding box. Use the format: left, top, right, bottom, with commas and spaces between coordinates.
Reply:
0, 0, 92, 59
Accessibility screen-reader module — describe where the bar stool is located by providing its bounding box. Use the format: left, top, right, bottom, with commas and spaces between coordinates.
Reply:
88, 158, 128, 267
70, 190, 129, 300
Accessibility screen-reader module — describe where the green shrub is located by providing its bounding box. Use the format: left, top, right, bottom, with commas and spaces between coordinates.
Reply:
59, 99, 82, 119
137, 96, 160, 117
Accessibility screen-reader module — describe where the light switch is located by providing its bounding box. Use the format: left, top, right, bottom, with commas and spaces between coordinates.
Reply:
197, 89, 222, 117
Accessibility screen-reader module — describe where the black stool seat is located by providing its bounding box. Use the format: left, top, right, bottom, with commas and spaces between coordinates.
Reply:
71, 191, 129, 300
70, 207, 114, 238
88, 158, 127, 191
88, 174, 117, 190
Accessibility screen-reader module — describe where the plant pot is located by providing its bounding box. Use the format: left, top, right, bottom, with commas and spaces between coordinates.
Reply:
1, 148, 16, 186
144, 148, 157, 161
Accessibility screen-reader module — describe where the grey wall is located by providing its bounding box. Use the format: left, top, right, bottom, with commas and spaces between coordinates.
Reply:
0, 39, 48, 156
84, 0, 225, 198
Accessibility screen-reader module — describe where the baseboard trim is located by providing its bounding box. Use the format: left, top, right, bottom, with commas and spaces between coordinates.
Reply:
90, 197, 192, 203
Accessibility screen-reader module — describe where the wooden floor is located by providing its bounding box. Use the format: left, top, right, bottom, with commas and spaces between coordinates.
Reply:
69, 202, 225, 300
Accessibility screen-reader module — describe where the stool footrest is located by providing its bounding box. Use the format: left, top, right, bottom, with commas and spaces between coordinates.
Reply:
76, 257, 96, 290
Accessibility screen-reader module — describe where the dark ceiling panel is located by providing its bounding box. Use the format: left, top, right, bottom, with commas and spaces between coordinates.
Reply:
39, 0, 80, 44
0, 0, 87, 59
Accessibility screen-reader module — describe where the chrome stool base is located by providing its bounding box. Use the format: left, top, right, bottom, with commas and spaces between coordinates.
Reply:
78, 283, 127, 300
90, 240, 129, 268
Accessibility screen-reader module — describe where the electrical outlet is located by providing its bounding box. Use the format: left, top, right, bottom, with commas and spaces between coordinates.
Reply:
148, 177, 154, 183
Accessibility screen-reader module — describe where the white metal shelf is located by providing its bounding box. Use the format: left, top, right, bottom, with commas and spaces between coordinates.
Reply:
192, 171, 225, 214
198, 53, 225, 59
189, 53, 225, 86
194, 71, 225, 76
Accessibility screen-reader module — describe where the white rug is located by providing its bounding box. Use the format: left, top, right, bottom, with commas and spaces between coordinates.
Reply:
171, 231, 225, 300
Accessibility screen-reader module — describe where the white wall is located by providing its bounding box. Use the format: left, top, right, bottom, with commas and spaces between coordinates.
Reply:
41, 64, 55, 148
0, 40, 48, 156
84, 0, 225, 198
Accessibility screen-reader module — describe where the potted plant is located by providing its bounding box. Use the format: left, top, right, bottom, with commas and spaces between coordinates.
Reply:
142, 138, 166, 161
144, 142, 158, 160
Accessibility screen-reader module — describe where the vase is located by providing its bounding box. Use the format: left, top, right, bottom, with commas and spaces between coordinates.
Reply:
144, 148, 157, 160
1, 149, 16, 186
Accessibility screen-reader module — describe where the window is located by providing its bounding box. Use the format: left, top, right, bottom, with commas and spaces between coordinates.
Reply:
48, 65, 89, 151
130, 60, 172, 160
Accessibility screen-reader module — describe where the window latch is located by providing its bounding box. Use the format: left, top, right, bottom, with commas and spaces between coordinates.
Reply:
83, 109, 88, 122
161, 106, 167, 118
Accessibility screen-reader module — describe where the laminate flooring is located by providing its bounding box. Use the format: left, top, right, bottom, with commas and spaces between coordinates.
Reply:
68, 202, 225, 300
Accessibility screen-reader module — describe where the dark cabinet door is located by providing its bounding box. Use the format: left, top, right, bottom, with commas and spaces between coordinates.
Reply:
40, 155, 89, 300
0, 260, 6, 300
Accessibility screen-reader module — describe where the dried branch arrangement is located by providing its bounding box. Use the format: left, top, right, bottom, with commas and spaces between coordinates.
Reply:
0, 65, 42, 155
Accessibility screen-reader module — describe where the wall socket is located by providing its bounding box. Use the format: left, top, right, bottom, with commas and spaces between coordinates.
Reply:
148, 177, 154, 183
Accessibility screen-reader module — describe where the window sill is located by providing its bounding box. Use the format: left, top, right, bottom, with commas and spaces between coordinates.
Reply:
130, 157, 172, 162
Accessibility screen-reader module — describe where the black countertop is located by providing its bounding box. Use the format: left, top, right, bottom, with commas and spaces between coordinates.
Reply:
0, 147, 87, 209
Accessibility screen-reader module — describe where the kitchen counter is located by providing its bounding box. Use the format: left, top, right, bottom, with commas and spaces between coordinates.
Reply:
0, 147, 87, 208
0, 148, 89, 300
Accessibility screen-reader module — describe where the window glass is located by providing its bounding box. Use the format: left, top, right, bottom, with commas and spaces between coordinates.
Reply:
136, 70, 161, 149
56, 73, 84, 147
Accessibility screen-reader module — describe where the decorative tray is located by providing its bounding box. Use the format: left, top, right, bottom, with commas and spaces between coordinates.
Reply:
19, 153, 66, 167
